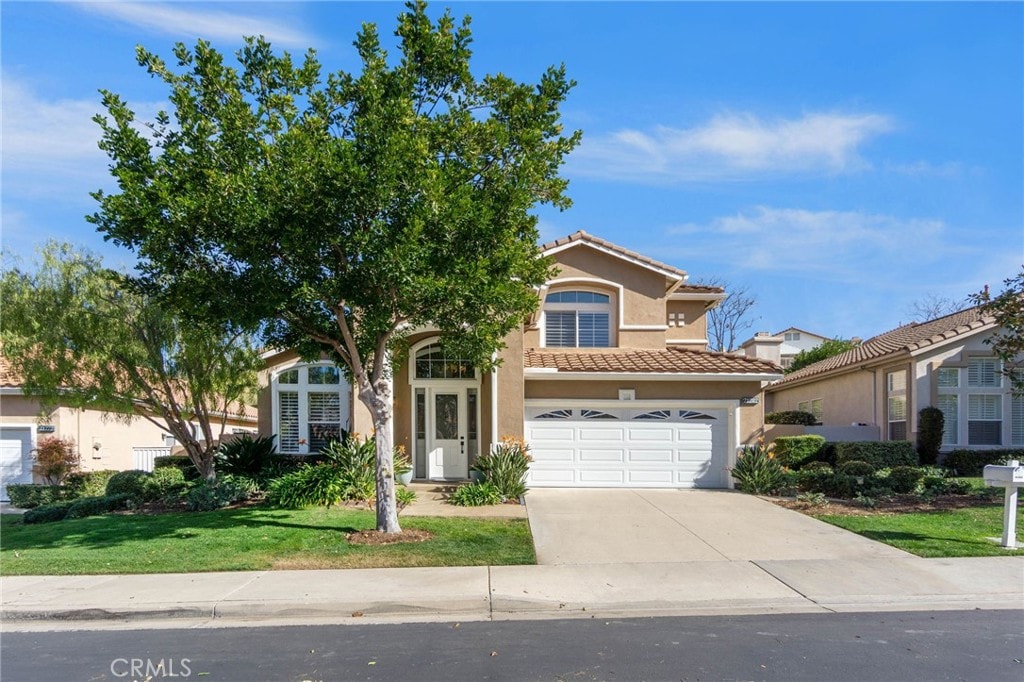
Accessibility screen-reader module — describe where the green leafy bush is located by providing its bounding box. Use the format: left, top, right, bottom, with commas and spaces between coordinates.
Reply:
731, 441, 784, 494
65, 493, 131, 519
888, 465, 922, 494
63, 470, 119, 499
772, 435, 826, 469
146, 467, 187, 500
154, 456, 202, 481
795, 470, 857, 498
105, 470, 153, 502
321, 437, 377, 501
796, 491, 828, 507
5, 484, 63, 509
765, 411, 818, 426
834, 441, 918, 469
472, 437, 532, 500
838, 460, 875, 477
803, 461, 834, 473
395, 486, 417, 510
22, 500, 75, 524
217, 434, 277, 477
916, 407, 944, 466
944, 449, 1023, 476
185, 475, 258, 512
267, 464, 346, 508
449, 481, 503, 507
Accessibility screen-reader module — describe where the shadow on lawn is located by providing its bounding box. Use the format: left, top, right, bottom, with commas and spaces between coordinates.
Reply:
0, 507, 368, 552
853, 528, 1022, 554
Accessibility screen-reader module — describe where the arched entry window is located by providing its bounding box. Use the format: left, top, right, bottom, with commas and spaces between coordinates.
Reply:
415, 344, 475, 379
273, 363, 350, 454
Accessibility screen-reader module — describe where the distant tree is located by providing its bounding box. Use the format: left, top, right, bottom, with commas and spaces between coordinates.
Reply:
905, 293, 964, 322
699, 278, 757, 352
971, 269, 1024, 395
88, 2, 579, 532
786, 338, 860, 374
0, 243, 260, 481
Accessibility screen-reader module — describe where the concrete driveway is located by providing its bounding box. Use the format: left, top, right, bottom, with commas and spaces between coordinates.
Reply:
525, 488, 911, 565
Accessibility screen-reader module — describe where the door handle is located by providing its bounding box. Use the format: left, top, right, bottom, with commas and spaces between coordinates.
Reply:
460, 437, 465, 454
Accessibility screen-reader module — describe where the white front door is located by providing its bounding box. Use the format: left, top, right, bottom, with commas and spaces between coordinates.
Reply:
427, 389, 468, 479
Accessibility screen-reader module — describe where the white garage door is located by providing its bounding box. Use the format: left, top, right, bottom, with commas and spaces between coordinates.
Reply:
1, 427, 35, 502
525, 403, 731, 488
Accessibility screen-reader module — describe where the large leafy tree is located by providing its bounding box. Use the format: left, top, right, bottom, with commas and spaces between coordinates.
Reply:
0, 243, 260, 480
786, 338, 861, 374
972, 269, 1024, 395
88, 1, 580, 532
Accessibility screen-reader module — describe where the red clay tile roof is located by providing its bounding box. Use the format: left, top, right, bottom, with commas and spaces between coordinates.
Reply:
0, 353, 23, 388
525, 347, 781, 375
772, 305, 995, 386
542, 230, 688, 279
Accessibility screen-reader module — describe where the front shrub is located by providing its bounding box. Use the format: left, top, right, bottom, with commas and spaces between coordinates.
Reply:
63, 470, 119, 499
916, 407, 944, 466
838, 460, 875, 477
217, 434, 277, 477
944, 448, 1024, 477
795, 470, 857, 498
888, 465, 923, 494
471, 437, 532, 500
5, 484, 63, 509
773, 435, 826, 469
65, 493, 131, 519
145, 467, 188, 500
154, 456, 202, 481
22, 500, 75, 524
105, 470, 153, 502
765, 410, 818, 426
267, 464, 346, 508
448, 481, 503, 507
803, 461, 834, 473
185, 475, 258, 512
834, 441, 918, 469
731, 441, 784, 494
31, 436, 80, 484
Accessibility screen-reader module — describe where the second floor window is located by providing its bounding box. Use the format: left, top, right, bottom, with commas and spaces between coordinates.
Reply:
544, 290, 611, 348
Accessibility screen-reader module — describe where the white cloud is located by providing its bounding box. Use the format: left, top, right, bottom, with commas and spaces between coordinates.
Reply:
78, 3, 316, 49
668, 206, 966, 282
1, 74, 163, 202
570, 111, 894, 182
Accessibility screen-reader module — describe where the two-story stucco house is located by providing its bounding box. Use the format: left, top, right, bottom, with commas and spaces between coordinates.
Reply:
258, 231, 782, 489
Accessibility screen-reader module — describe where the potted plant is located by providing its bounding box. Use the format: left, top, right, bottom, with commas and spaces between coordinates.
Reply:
394, 447, 413, 486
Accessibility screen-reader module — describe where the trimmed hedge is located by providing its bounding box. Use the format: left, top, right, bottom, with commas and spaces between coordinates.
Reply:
5, 484, 64, 509
765, 410, 818, 426
65, 493, 131, 519
153, 456, 202, 481
833, 441, 918, 469
63, 470, 120, 499
23, 500, 75, 524
887, 466, 922, 494
944, 448, 1024, 477
105, 470, 152, 501
773, 435, 826, 469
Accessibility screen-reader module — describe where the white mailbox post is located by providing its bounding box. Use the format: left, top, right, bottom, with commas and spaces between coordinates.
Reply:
983, 460, 1024, 549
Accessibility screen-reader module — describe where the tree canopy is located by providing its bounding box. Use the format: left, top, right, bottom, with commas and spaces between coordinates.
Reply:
88, 1, 580, 531
0, 242, 261, 480
972, 269, 1024, 395
785, 338, 860, 374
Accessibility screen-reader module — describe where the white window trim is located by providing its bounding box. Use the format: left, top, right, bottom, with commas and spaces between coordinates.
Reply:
541, 277, 669, 335
271, 361, 351, 454
935, 359, 1021, 448
540, 282, 616, 348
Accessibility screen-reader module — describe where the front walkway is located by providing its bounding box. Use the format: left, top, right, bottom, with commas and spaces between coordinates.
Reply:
524, 488, 911, 565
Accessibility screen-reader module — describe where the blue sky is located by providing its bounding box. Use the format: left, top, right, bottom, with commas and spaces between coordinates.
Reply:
3, 1, 1022, 343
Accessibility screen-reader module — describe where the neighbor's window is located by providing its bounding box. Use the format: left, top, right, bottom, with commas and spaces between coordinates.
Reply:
968, 394, 1002, 446
784, 332, 801, 341
886, 370, 908, 441
967, 358, 1001, 388
274, 363, 349, 454
544, 290, 612, 348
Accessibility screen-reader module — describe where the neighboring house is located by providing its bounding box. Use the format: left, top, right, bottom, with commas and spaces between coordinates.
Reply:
0, 354, 257, 500
738, 327, 830, 370
762, 306, 1023, 450
258, 231, 782, 489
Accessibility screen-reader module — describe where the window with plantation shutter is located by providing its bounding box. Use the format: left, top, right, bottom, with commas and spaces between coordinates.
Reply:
936, 394, 958, 446
1011, 395, 1024, 446
968, 394, 1002, 445
968, 358, 1000, 387
542, 290, 612, 348
273, 363, 349, 454
278, 392, 299, 452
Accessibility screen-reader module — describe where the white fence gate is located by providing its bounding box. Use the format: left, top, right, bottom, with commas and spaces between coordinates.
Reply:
132, 447, 171, 472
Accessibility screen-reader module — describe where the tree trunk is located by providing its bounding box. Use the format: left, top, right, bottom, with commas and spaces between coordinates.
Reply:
359, 380, 401, 533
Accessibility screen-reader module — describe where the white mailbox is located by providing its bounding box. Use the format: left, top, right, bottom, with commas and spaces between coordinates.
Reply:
983, 464, 1024, 487
983, 460, 1023, 549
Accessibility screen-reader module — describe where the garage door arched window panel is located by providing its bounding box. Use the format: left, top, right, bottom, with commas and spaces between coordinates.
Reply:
534, 409, 574, 420
273, 363, 350, 455
580, 409, 617, 420
679, 410, 716, 420
634, 410, 671, 420
543, 290, 612, 348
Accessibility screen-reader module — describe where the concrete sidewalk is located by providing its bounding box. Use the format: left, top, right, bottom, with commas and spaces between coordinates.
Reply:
3, 556, 1021, 629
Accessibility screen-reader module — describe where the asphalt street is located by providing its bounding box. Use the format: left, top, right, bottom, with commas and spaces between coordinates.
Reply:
2, 609, 1022, 681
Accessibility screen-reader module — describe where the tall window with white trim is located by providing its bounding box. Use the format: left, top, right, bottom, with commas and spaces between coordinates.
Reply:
886, 370, 907, 441
273, 364, 350, 454
543, 290, 612, 348
967, 357, 1002, 446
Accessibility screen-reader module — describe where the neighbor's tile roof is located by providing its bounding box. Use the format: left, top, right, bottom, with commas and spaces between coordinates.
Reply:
542, 230, 689, 280
525, 347, 780, 375
0, 354, 22, 388
773, 305, 995, 386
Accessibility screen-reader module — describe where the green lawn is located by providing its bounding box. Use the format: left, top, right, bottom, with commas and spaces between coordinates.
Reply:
817, 504, 1024, 558
0, 507, 535, 576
